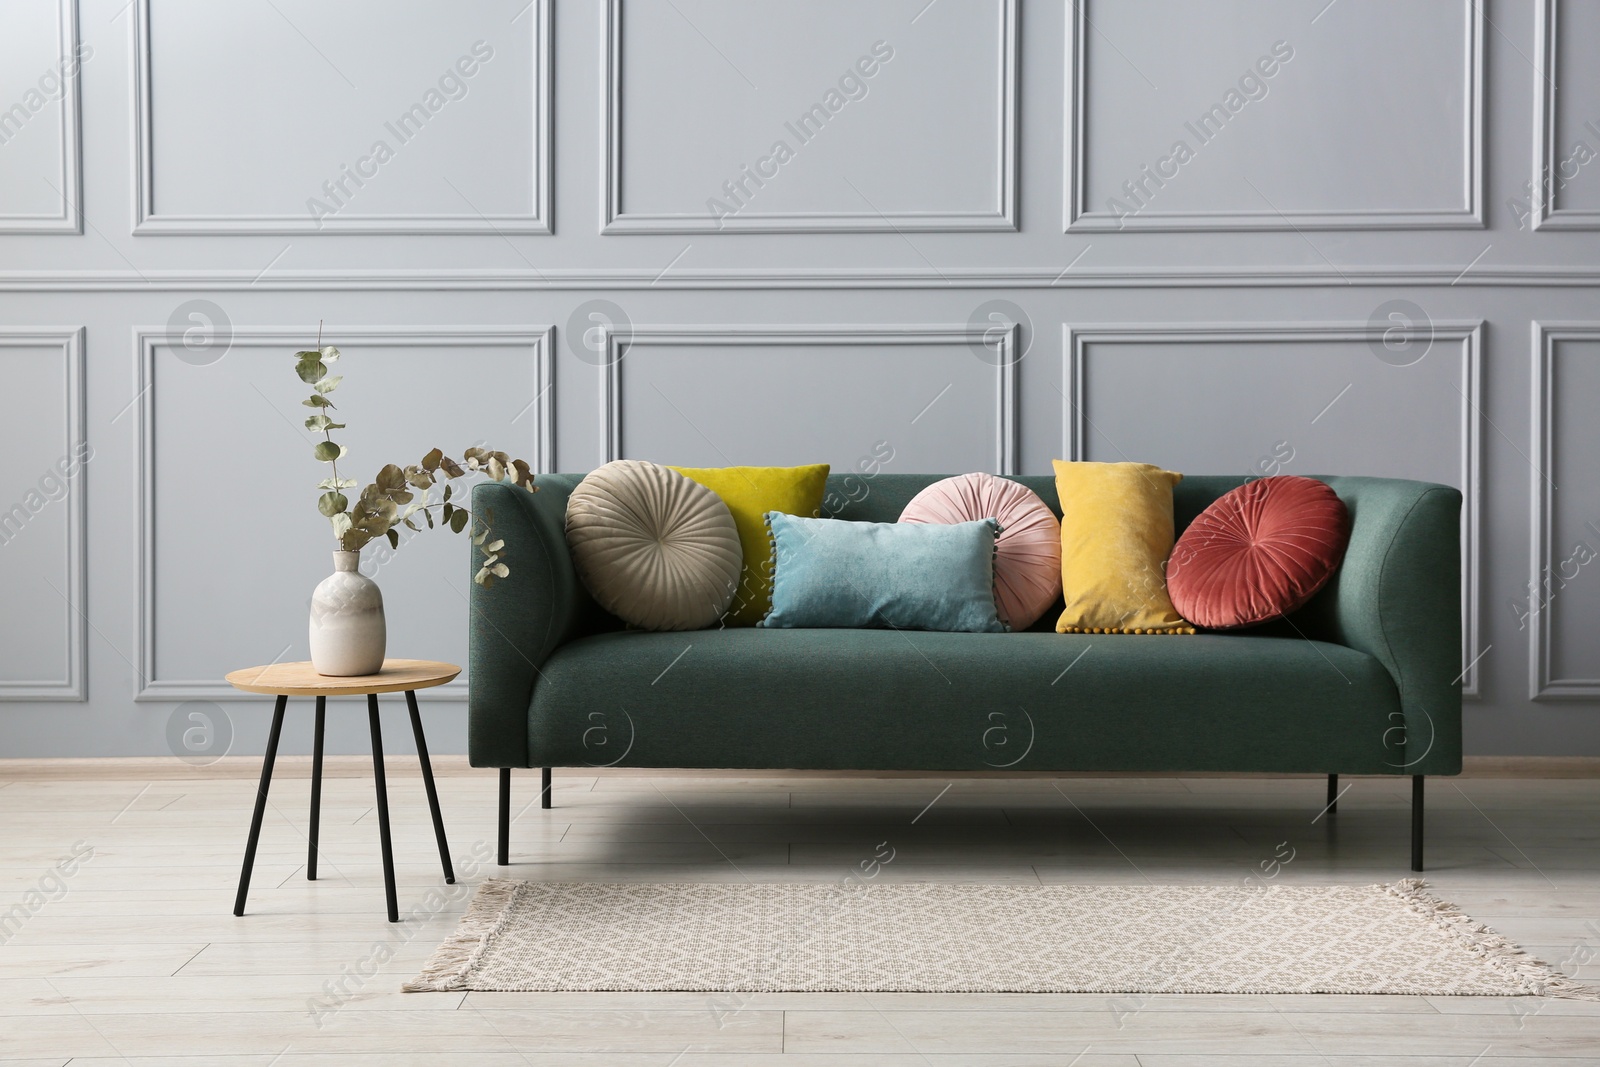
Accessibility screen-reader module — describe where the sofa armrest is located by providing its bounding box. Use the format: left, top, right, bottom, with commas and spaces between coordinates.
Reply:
467, 475, 597, 768
1303, 477, 1463, 776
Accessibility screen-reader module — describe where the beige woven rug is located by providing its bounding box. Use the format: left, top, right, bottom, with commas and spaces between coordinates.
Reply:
406, 878, 1598, 997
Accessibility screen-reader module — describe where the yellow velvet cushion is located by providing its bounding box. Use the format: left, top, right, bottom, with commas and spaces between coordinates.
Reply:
669, 464, 830, 626
1052, 460, 1194, 635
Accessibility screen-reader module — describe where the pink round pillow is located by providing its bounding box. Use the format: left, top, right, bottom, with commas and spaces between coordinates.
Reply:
900, 473, 1061, 630
1167, 476, 1350, 630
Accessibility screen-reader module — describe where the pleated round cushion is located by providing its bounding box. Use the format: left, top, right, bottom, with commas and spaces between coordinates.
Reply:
1167, 475, 1351, 630
900, 473, 1062, 630
565, 460, 742, 631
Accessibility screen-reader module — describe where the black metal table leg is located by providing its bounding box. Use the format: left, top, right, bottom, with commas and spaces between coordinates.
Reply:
1411, 775, 1425, 873
498, 768, 510, 866
541, 766, 552, 809
368, 694, 399, 922
406, 689, 455, 884
308, 696, 325, 880
234, 694, 287, 917
1327, 773, 1338, 815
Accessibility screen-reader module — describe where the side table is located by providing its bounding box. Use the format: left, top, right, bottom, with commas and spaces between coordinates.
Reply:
224, 658, 460, 922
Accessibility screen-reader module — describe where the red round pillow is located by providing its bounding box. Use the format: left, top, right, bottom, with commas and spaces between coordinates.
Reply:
1167, 476, 1350, 630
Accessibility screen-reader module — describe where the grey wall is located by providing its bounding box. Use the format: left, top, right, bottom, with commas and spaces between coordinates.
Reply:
1, 0, 1598, 760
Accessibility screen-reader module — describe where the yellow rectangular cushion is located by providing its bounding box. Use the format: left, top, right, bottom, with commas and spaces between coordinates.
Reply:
669, 464, 830, 627
1052, 459, 1194, 635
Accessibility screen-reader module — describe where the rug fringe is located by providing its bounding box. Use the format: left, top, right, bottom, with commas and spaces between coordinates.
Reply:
403, 878, 523, 992
1381, 878, 1600, 1001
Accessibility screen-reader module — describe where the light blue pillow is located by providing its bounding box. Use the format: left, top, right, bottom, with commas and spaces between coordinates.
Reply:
760, 512, 1006, 633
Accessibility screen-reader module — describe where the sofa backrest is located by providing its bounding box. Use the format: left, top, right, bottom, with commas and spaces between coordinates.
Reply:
539, 471, 1445, 644
824, 473, 1252, 537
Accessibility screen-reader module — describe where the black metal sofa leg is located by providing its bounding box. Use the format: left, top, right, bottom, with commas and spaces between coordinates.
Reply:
497, 767, 554, 866
1411, 775, 1425, 873
498, 768, 511, 866
1327, 773, 1338, 814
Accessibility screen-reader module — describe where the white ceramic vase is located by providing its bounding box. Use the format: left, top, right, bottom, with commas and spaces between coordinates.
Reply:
309, 550, 386, 676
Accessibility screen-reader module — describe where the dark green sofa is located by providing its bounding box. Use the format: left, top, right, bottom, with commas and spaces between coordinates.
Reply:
469, 474, 1462, 872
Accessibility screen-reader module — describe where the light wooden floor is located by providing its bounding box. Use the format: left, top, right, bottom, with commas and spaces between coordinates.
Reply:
3, 762, 1599, 1064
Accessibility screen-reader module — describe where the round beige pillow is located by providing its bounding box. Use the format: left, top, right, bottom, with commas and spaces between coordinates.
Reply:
565, 460, 742, 631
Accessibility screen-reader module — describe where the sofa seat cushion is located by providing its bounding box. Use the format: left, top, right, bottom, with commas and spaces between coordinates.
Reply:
526, 629, 1403, 773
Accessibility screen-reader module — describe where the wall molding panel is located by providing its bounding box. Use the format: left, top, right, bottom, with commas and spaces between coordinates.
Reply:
0, 327, 86, 700
600, 0, 1018, 234
0, 0, 83, 234
133, 326, 553, 702
1532, 0, 1600, 231
1529, 322, 1600, 698
1064, 0, 1484, 232
600, 324, 1018, 474
129, 0, 552, 235
1063, 321, 1483, 696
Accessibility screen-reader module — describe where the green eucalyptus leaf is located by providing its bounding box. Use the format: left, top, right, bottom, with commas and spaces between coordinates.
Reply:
449, 509, 469, 534
302, 395, 333, 408
376, 464, 405, 492
441, 502, 454, 523
296, 354, 327, 384
490, 562, 509, 578
385, 528, 400, 549
424, 509, 434, 529
331, 512, 353, 539
313, 375, 343, 394
313, 441, 341, 462
403, 517, 419, 532
319, 345, 340, 363
317, 491, 348, 517
485, 539, 505, 553
421, 448, 443, 472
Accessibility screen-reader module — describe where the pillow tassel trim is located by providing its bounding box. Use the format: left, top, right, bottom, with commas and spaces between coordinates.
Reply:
756, 511, 781, 627
1058, 624, 1196, 635
984, 517, 1011, 634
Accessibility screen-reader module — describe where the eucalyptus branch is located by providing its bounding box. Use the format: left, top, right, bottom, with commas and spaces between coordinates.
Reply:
317, 322, 342, 492
293, 341, 536, 586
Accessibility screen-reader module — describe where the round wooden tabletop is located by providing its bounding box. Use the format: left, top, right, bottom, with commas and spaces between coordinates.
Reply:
224, 659, 460, 697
